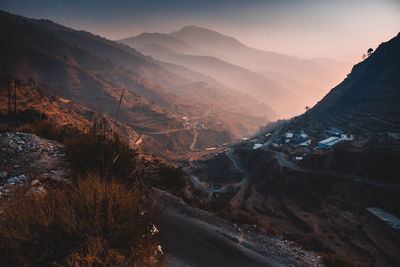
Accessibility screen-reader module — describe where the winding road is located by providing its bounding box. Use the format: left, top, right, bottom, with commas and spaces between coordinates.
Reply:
160, 207, 282, 267
183, 150, 250, 193
226, 150, 250, 187
274, 151, 400, 191
145, 128, 189, 135
190, 128, 198, 151
182, 167, 227, 193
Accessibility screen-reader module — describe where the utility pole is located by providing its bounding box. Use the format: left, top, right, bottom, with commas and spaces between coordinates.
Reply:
13, 80, 17, 115
8, 80, 12, 115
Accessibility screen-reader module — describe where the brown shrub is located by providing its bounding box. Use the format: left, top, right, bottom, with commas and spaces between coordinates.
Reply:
0, 173, 164, 266
63, 129, 141, 183
18, 118, 64, 141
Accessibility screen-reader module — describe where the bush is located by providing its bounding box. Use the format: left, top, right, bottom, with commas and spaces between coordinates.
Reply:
18, 119, 64, 141
0, 173, 164, 266
63, 129, 142, 184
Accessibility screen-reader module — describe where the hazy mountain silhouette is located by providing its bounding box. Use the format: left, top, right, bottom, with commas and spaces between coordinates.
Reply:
170, 26, 347, 96
120, 32, 206, 56
121, 32, 309, 118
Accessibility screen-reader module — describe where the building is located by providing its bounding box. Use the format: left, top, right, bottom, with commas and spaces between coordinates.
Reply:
252, 143, 263, 150
329, 127, 343, 136
341, 134, 354, 141
299, 130, 308, 139
284, 132, 294, 139
318, 136, 342, 149
300, 140, 311, 146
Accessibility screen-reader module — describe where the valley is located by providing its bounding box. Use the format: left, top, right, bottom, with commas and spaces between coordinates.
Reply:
0, 4, 399, 266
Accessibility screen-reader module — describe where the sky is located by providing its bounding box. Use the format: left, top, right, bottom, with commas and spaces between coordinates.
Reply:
1, 0, 399, 63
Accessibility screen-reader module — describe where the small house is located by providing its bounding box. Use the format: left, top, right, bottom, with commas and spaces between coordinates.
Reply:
300, 140, 311, 146
284, 132, 294, 139
329, 127, 343, 136
318, 136, 342, 149
253, 143, 263, 150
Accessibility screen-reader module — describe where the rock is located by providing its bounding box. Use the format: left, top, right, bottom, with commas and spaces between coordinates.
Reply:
0, 171, 7, 178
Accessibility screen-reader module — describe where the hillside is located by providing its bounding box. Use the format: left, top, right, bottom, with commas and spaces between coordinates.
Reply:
23, 15, 275, 124
170, 26, 348, 101
133, 43, 297, 116
186, 32, 400, 266
292, 32, 400, 133
0, 11, 274, 157
120, 32, 206, 56
121, 28, 349, 118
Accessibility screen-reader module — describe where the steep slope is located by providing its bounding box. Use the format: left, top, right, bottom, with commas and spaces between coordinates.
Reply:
121, 38, 302, 118
158, 61, 276, 118
297, 32, 400, 133
0, 11, 282, 158
170, 26, 346, 97
120, 32, 206, 56
0, 11, 241, 157
13, 12, 273, 135
136, 44, 292, 112
0, 73, 137, 139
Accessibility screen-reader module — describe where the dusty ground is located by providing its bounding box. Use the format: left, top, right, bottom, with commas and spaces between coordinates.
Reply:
157, 190, 323, 267
0, 132, 70, 198
1, 132, 323, 266
194, 148, 400, 266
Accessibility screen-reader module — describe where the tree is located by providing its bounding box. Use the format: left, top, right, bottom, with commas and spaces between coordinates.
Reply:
367, 48, 373, 56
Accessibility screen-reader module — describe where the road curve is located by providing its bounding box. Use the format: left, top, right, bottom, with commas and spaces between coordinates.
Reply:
190, 128, 198, 151
160, 207, 282, 267
274, 151, 400, 191
226, 150, 250, 187
182, 167, 227, 193
145, 128, 189, 135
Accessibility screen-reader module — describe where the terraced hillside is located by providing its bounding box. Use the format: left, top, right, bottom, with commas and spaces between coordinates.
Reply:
0, 11, 272, 157
290, 32, 400, 134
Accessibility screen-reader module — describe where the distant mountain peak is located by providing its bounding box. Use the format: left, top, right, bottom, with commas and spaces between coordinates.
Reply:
174, 25, 237, 39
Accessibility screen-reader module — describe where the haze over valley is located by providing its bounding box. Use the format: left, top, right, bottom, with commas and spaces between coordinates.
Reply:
0, 1, 399, 266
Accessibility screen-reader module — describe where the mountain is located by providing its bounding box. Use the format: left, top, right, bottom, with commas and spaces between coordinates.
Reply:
134, 43, 298, 116
0, 11, 276, 158
121, 27, 351, 118
295, 32, 400, 133
26, 18, 275, 123
120, 32, 206, 56
120, 33, 309, 118
188, 33, 400, 266
170, 26, 347, 98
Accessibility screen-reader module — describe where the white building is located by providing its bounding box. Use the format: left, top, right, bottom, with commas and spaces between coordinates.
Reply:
284, 132, 294, 139
318, 136, 342, 149
300, 140, 311, 146
252, 143, 263, 150
341, 134, 354, 141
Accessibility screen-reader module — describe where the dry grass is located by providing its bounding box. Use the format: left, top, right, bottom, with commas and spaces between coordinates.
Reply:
0, 118, 189, 266
0, 174, 164, 266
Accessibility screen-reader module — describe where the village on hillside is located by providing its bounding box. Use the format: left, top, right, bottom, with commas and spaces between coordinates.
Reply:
235, 125, 400, 164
